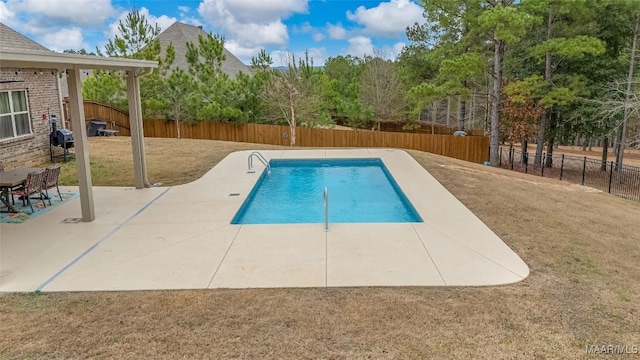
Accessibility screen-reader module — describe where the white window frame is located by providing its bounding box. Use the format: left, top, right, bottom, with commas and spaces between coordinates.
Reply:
0, 89, 32, 141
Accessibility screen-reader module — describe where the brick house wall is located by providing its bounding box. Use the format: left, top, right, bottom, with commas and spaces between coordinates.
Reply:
0, 68, 64, 169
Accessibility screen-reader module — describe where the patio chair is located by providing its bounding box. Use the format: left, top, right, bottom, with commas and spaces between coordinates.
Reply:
42, 164, 62, 206
9, 170, 46, 213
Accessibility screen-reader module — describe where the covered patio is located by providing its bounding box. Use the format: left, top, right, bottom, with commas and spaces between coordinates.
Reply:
0, 49, 158, 222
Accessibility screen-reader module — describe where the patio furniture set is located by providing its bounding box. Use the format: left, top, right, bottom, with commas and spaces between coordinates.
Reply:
0, 164, 62, 214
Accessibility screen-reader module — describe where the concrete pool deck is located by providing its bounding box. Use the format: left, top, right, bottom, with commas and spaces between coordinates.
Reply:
0, 149, 529, 292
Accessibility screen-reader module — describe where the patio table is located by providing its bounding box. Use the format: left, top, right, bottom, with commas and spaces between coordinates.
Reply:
0, 168, 42, 213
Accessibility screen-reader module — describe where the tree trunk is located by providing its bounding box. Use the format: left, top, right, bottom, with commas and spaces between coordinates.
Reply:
431, 102, 436, 135
535, 7, 555, 168
176, 119, 180, 139
521, 140, 528, 165
615, 14, 639, 178
489, 39, 505, 166
470, 90, 476, 130
459, 98, 466, 132
290, 103, 296, 147
545, 137, 554, 168
601, 137, 608, 171
446, 97, 451, 127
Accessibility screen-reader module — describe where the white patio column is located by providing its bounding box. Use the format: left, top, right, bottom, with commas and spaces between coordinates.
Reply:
126, 69, 147, 189
67, 65, 95, 222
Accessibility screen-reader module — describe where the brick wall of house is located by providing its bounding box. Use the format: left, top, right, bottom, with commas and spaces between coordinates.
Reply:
0, 68, 64, 169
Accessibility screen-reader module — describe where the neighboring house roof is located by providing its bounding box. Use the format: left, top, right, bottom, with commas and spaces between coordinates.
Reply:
0, 22, 50, 52
157, 22, 252, 79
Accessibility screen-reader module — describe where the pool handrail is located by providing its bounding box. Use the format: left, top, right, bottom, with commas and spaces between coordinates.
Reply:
248, 151, 271, 174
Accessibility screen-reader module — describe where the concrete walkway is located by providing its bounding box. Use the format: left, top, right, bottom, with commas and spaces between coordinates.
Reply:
0, 149, 529, 292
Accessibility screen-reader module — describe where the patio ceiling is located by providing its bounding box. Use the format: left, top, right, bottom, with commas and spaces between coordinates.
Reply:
0, 48, 158, 222
0, 48, 157, 70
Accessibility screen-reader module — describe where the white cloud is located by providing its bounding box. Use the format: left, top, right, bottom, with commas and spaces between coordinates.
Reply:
297, 21, 313, 33
234, 21, 289, 47
225, 40, 262, 63
346, 0, 424, 37
391, 42, 405, 58
270, 50, 295, 67
198, 0, 309, 53
199, 0, 308, 24
269, 48, 326, 66
180, 16, 204, 28
39, 27, 88, 52
295, 21, 324, 43
304, 47, 327, 66
0, 2, 16, 25
326, 23, 346, 40
178, 6, 191, 13
346, 36, 374, 58
5, 0, 115, 27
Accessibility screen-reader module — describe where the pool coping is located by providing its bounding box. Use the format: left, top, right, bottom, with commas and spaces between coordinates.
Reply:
0, 149, 529, 292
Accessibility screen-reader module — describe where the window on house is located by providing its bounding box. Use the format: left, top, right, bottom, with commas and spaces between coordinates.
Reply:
0, 90, 32, 140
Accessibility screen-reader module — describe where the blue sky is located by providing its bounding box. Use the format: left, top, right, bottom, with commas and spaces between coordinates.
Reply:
0, 0, 426, 65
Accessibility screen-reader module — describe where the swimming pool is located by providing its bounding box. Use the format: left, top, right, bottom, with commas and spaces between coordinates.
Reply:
231, 158, 423, 224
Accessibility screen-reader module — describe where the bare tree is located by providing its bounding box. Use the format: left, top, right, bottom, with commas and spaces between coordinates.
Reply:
359, 55, 407, 127
615, 14, 639, 175
594, 77, 640, 173
261, 53, 322, 146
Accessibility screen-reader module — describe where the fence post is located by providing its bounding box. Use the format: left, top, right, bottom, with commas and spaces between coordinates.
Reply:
581, 156, 587, 185
608, 161, 614, 193
499, 147, 502, 166
541, 152, 545, 177
560, 154, 564, 180
525, 152, 528, 173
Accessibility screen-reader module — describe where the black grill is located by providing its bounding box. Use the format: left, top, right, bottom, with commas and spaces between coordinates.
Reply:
51, 129, 74, 148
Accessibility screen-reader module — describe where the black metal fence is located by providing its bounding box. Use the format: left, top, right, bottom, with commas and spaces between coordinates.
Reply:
499, 147, 640, 202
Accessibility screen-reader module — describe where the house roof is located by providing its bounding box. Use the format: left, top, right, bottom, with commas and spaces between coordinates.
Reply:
157, 22, 252, 79
0, 22, 50, 52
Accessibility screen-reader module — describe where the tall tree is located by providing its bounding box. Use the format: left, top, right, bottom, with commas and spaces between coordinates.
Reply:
514, 0, 606, 167
84, 7, 164, 112
616, 11, 640, 174
478, 1, 530, 166
261, 53, 324, 146
163, 69, 195, 139
406, 0, 486, 131
359, 55, 407, 127
104, 7, 161, 59
184, 33, 246, 122
324, 55, 371, 128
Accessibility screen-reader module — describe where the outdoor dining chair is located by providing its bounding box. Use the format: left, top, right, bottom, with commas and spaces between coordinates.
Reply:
9, 169, 46, 213
42, 164, 62, 206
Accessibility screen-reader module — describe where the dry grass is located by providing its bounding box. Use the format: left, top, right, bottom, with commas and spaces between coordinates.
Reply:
2, 137, 640, 359
515, 143, 640, 167
53, 137, 289, 187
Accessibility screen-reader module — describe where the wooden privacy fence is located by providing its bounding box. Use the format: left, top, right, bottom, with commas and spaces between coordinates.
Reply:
64, 100, 131, 136
143, 119, 490, 164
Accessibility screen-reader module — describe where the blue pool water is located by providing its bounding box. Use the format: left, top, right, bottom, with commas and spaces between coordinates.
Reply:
231, 158, 422, 224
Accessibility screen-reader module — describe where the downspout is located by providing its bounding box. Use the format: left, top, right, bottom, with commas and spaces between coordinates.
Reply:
56, 69, 66, 129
